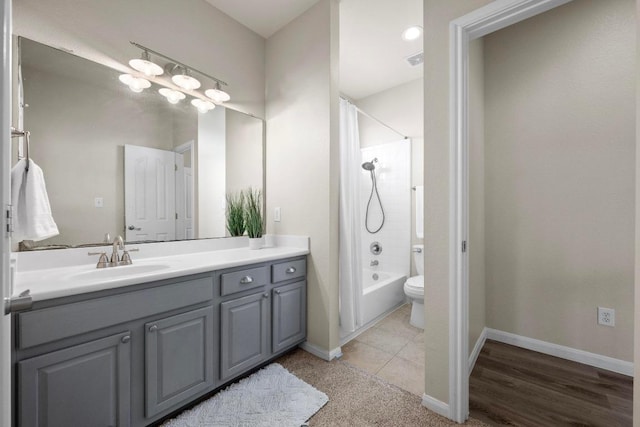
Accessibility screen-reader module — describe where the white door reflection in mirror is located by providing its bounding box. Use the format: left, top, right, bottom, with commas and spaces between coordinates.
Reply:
175, 141, 195, 240
124, 145, 176, 242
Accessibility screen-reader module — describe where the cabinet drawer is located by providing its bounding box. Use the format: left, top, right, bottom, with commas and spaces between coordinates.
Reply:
18, 276, 213, 350
271, 259, 306, 283
220, 266, 268, 296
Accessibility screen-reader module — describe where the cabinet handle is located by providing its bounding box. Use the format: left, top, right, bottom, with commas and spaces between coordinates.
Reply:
121, 335, 131, 343
148, 325, 158, 332
275, 289, 281, 294
263, 293, 269, 298
240, 276, 254, 284
285, 267, 296, 274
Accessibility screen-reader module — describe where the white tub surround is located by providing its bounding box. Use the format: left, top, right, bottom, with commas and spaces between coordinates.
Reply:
361, 269, 406, 325
11, 235, 309, 301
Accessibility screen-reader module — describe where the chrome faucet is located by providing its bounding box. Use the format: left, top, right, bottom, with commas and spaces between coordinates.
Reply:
88, 235, 139, 268
370, 260, 379, 267
110, 235, 124, 266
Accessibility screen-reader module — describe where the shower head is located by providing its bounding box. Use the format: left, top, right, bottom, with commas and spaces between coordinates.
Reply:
361, 158, 378, 171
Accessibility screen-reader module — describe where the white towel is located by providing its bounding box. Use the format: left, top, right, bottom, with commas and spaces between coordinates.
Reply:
415, 185, 424, 239
11, 159, 59, 242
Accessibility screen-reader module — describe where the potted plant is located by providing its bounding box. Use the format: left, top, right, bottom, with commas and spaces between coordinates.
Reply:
244, 187, 264, 249
226, 191, 246, 237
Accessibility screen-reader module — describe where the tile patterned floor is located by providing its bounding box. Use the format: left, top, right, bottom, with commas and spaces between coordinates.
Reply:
340, 304, 425, 396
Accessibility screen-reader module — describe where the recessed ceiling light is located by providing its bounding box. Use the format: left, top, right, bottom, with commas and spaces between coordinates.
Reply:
402, 26, 422, 41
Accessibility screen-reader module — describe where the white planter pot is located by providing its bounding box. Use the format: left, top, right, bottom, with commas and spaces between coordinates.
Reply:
248, 237, 263, 250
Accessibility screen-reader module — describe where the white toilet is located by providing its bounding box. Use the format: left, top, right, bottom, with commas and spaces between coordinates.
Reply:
404, 244, 425, 329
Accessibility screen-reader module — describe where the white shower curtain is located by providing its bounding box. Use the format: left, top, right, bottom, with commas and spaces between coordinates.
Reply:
339, 99, 363, 334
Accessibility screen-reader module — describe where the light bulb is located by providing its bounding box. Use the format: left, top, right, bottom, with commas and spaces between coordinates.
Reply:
402, 26, 422, 41
172, 73, 201, 91
204, 87, 231, 103
191, 99, 215, 113
119, 74, 151, 93
159, 88, 186, 104
129, 58, 163, 77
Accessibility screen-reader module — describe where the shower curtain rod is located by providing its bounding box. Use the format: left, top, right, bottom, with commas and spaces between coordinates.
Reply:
341, 97, 408, 140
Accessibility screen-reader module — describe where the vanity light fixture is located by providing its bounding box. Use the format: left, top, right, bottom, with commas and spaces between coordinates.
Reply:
158, 88, 186, 104
402, 25, 422, 41
205, 82, 231, 103
129, 42, 231, 110
191, 98, 215, 113
129, 50, 163, 77
118, 74, 151, 93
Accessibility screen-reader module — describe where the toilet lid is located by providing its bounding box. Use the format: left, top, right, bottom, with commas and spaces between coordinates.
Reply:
405, 275, 424, 291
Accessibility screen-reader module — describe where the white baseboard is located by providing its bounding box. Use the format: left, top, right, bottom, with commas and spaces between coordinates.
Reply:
300, 341, 343, 361
421, 394, 450, 419
486, 328, 634, 377
468, 327, 488, 373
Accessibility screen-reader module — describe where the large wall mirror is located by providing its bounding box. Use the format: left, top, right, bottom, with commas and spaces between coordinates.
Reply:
14, 37, 264, 249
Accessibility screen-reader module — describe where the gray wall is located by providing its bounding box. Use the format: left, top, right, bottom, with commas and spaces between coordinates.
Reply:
423, 0, 493, 403
483, 0, 635, 361
265, 0, 341, 353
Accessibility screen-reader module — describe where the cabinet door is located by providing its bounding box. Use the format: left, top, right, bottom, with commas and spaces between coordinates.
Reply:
145, 306, 214, 417
272, 281, 307, 353
220, 291, 269, 381
18, 332, 131, 427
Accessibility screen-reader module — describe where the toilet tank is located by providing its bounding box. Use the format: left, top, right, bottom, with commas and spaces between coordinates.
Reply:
413, 244, 424, 275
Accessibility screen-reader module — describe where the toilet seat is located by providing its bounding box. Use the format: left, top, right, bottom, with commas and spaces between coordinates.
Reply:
404, 275, 424, 299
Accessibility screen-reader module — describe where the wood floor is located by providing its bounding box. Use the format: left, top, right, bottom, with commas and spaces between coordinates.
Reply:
469, 340, 633, 426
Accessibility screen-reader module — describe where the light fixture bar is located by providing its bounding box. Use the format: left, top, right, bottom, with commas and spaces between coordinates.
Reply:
130, 41, 228, 87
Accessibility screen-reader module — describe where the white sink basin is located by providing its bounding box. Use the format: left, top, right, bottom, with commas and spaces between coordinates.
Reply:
68, 263, 171, 281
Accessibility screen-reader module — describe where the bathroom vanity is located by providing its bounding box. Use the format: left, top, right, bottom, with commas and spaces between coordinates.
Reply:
9, 238, 308, 427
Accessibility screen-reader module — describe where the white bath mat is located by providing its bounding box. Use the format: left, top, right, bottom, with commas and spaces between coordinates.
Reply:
161, 363, 328, 427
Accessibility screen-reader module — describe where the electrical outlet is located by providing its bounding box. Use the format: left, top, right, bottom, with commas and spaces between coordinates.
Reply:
597, 307, 615, 327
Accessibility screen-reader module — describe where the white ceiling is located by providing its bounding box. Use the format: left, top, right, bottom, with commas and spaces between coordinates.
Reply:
205, 0, 423, 100
340, 0, 423, 100
204, 0, 320, 38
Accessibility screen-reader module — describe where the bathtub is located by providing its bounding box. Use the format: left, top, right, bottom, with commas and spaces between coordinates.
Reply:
361, 269, 407, 325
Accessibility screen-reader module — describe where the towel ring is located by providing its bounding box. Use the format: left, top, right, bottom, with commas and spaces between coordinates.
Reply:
11, 127, 30, 171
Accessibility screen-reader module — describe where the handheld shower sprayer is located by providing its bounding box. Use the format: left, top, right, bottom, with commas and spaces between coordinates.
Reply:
361, 158, 378, 171
361, 157, 385, 233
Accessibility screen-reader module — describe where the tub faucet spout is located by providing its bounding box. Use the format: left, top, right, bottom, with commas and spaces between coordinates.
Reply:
370, 260, 379, 267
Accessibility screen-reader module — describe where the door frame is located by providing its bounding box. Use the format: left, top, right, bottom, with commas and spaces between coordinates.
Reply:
448, 0, 572, 422
1, 0, 11, 425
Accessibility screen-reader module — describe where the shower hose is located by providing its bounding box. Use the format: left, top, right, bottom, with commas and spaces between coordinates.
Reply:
365, 169, 385, 233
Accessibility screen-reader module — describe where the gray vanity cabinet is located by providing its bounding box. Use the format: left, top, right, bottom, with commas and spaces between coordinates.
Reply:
144, 306, 214, 418
272, 281, 307, 353
219, 291, 270, 381
14, 256, 306, 427
18, 331, 131, 427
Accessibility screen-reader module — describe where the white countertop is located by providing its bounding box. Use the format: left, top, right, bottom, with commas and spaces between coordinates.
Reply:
12, 236, 309, 302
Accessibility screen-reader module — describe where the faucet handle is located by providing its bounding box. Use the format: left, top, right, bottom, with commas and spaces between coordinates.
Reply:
120, 248, 139, 265
88, 252, 109, 269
